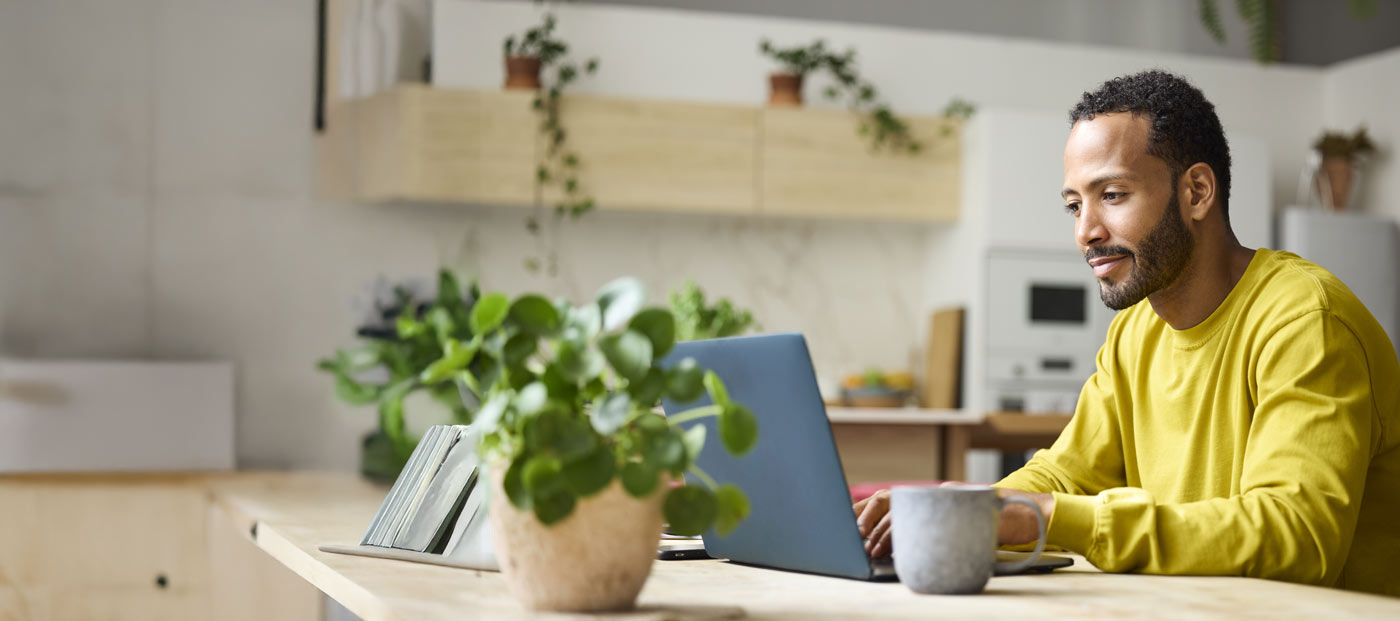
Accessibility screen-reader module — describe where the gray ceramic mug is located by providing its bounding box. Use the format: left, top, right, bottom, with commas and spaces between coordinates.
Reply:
889, 485, 1047, 595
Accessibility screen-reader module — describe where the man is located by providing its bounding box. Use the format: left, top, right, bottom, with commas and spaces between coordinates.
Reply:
855, 70, 1400, 596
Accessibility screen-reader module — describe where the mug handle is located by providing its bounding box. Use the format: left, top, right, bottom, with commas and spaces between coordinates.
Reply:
992, 496, 1047, 575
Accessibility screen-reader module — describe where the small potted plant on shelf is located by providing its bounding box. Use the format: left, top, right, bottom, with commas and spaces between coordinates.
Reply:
1312, 127, 1377, 211
758, 38, 975, 154
465, 277, 757, 612
316, 270, 481, 483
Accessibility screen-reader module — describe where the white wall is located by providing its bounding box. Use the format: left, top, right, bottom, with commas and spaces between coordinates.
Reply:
2, 0, 1394, 470
1323, 47, 1400, 220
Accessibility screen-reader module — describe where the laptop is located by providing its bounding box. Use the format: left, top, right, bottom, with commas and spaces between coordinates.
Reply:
659, 332, 1071, 581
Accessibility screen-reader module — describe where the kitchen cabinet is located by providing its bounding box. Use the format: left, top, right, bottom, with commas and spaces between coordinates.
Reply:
318, 86, 960, 222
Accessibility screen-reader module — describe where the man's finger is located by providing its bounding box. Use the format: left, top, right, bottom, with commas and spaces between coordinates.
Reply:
855, 491, 889, 537
870, 514, 895, 558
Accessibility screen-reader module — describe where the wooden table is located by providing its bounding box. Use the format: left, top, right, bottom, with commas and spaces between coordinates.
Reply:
211, 473, 1400, 620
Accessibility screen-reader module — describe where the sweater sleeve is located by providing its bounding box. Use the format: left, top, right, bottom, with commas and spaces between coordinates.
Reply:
1046, 311, 1375, 585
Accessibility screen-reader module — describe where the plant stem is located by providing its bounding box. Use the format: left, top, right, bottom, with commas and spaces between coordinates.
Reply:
689, 465, 720, 490
667, 405, 723, 425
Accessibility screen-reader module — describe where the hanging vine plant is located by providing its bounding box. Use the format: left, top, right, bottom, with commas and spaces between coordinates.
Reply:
1198, 0, 1378, 64
503, 10, 599, 275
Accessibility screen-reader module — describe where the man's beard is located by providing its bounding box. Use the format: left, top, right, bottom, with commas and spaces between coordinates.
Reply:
1086, 186, 1195, 311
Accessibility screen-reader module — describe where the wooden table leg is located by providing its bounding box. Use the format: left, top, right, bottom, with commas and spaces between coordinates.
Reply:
942, 425, 970, 482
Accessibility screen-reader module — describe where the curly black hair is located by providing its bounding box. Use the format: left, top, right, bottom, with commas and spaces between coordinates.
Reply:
1069, 70, 1232, 221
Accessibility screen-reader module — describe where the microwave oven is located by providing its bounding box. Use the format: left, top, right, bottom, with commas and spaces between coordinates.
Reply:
984, 250, 1117, 413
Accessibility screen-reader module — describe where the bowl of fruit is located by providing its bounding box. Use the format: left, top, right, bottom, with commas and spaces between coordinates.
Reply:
840, 368, 914, 408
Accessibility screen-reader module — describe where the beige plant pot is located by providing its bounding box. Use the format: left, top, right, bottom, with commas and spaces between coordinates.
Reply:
488, 468, 667, 612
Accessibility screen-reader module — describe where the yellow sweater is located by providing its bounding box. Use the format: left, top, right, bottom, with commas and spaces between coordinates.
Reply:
998, 249, 1400, 596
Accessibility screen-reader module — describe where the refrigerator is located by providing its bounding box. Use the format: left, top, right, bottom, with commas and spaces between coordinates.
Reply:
1278, 207, 1400, 359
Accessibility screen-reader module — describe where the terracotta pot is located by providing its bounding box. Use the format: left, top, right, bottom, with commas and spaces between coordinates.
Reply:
489, 469, 667, 612
503, 55, 542, 90
1320, 155, 1354, 211
767, 72, 804, 107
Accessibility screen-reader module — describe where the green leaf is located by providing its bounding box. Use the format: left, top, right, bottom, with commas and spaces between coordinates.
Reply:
525, 410, 598, 461
719, 404, 759, 456
473, 393, 510, 433
419, 338, 476, 384
598, 330, 652, 383
532, 489, 576, 525
581, 377, 607, 402
522, 455, 563, 494
332, 371, 380, 405
503, 333, 537, 367
703, 370, 731, 407
590, 392, 632, 435
562, 446, 616, 497
509, 294, 560, 336
563, 303, 602, 343
596, 277, 646, 331
469, 292, 510, 335
396, 313, 426, 339
540, 365, 579, 403
645, 430, 686, 472
628, 308, 676, 358
634, 411, 668, 434
663, 486, 718, 536
665, 358, 705, 403
1199, 0, 1226, 44
522, 454, 578, 525
681, 424, 706, 463
714, 484, 750, 536
514, 382, 548, 416
557, 342, 605, 384
377, 378, 417, 455
436, 269, 463, 307
425, 306, 454, 344
628, 367, 666, 408
456, 369, 480, 399
504, 459, 531, 510
620, 461, 659, 497
343, 345, 382, 371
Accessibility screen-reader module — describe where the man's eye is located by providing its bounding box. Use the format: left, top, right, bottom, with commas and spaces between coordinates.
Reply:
1103, 192, 1125, 202
1064, 203, 1080, 215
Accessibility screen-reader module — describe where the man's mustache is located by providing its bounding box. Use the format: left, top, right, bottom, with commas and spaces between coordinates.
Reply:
1085, 246, 1134, 264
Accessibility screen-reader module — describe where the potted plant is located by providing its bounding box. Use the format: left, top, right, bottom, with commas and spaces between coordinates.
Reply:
317, 270, 481, 483
668, 279, 759, 341
758, 39, 975, 154
502, 11, 600, 275
464, 277, 758, 611
1312, 127, 1377, 211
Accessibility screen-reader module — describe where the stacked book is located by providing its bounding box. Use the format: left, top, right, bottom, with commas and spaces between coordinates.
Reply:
360, 424, 489, 556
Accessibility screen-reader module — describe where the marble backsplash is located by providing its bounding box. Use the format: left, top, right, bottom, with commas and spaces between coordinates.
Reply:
440, 203, 935, 394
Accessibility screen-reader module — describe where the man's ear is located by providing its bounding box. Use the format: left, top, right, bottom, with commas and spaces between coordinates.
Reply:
1182, 163, 1217, 222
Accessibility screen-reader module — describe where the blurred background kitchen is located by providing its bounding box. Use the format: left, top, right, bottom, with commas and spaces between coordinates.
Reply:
2, 0, 1397, 489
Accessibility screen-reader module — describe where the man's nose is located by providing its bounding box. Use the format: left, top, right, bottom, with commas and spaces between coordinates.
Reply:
1076, 203, 1107, 248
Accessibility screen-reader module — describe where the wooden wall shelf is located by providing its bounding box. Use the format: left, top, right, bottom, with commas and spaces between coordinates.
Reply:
318, 85, 962, 222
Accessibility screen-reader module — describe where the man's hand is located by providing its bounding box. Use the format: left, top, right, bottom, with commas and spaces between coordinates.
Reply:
994, 487, 1055, 545
851, 484, 1055, 558
853, 489, 893, 558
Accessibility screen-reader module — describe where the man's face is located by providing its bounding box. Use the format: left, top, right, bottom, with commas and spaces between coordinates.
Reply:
1062, 113, 1194, 310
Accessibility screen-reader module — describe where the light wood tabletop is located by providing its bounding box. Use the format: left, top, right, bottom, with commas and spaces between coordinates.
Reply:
208, 473, 1400, 620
